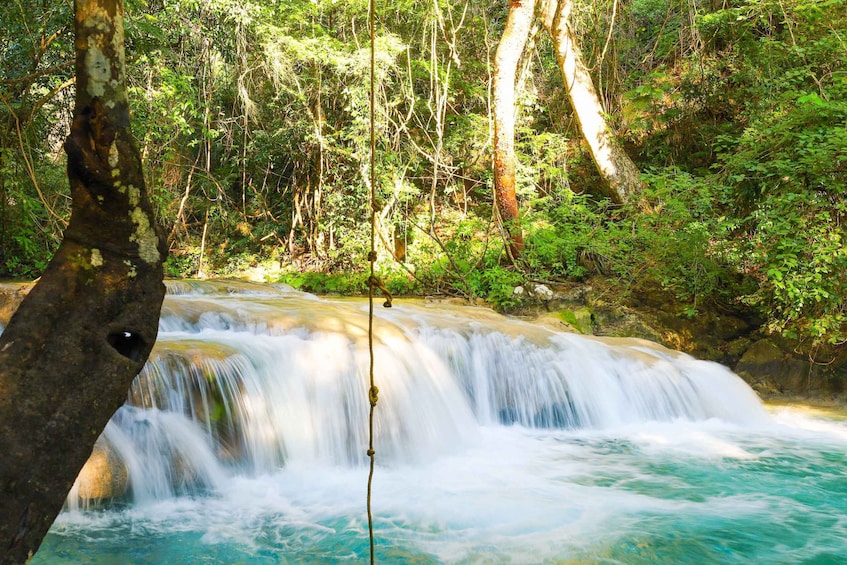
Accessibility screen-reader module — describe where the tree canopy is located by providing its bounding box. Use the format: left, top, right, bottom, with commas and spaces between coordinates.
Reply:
2, 0, 845, 349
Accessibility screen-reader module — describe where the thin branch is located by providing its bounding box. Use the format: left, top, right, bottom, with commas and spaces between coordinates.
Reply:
0, 92, 67, 227
25, 77, 76, 129
0, 61, 76, 87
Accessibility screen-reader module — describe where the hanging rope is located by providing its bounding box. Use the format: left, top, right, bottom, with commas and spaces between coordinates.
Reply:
365, 0, 392, 562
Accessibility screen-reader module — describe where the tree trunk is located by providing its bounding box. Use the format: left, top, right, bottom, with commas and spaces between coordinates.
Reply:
492, 0, 536, 259
0, 1, 166, 561
541, 0, 643, 204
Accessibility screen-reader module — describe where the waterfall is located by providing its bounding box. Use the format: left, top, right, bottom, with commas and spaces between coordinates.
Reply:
70, 280, 770, 507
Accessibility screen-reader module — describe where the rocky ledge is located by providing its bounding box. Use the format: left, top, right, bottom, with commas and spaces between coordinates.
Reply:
506, 277, 847, 403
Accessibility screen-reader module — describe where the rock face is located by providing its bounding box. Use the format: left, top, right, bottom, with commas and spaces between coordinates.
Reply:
734, 339, 847, 398
508, 277, 846, 401
735, 339, 811, 395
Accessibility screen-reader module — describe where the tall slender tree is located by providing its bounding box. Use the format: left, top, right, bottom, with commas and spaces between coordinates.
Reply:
0, 0, 166, 560
540, 0, 643, 204
492, 0, 537, 259
492, 0, 642, 263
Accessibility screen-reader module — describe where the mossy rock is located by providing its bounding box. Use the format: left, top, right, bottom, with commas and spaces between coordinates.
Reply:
532, 313, 578, 333
555, 307, 594, 335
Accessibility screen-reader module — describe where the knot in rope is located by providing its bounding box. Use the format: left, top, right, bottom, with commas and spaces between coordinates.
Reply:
367, 275, 393, 308
369, 385, 380, 407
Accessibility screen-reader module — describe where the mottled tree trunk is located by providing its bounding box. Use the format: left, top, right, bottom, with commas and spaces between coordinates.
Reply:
541, 0, 643, 204
0, 1, 166, 561
492, 0, 536, 259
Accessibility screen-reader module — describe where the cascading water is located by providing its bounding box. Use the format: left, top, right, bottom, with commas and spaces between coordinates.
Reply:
29, 281, 847, 564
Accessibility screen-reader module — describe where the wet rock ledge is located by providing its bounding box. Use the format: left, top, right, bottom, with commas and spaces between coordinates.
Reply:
506, 278, 847, 403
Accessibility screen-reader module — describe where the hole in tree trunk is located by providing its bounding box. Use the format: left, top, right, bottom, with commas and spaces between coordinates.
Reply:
107, 331, 145, 362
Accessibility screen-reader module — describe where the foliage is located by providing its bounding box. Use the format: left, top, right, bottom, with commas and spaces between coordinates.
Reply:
2, 0, 845, 351
278, 271, 369, 295
0, 0, 73, 277
612, 0, 847, 344
717, 89, 847, 342
701, 0, 847, 344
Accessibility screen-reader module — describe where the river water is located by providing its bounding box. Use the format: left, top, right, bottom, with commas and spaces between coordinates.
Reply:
27, 281, 847, 564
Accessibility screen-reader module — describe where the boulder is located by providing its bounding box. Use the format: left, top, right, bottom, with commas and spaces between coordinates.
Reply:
74, 439, 128, 504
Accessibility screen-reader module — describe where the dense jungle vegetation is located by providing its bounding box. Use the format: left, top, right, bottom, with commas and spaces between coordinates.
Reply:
1, 0, 845, 353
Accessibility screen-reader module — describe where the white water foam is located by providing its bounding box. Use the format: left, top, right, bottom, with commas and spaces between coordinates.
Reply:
44, 282, 847, 563
71, 281, 776, 507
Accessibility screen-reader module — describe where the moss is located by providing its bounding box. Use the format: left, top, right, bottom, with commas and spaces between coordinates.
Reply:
557, 307, 593, 334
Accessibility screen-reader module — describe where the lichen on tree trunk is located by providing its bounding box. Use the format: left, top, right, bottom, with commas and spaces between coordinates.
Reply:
0, 1, 166, 561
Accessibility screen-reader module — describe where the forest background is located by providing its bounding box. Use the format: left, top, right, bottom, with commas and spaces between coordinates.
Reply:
1, 0, 845, 378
